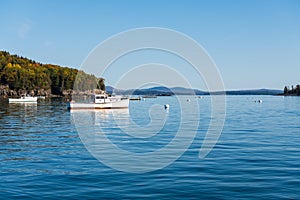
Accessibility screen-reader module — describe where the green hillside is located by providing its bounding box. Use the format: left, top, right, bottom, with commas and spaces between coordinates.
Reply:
0, 51, 105, 96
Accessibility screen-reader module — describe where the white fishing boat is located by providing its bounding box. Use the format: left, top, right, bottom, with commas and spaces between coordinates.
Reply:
67, 94, 129, 109
9, 95, 38, 103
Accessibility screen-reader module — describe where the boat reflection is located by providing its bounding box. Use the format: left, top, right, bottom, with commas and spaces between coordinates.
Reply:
3, 102, 38, 125
70, 105, 168, 140
70, 109, 130, 127
8, 101, 37, 106
8, 102, 37, 114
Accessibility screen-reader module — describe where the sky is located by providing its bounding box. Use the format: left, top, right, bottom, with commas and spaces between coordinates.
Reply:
0, 0, 299, 90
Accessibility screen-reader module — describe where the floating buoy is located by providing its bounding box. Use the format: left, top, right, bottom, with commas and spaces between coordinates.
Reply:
258, 100, 263, 103
164, 104, 170, 109
187, 99, 190, 102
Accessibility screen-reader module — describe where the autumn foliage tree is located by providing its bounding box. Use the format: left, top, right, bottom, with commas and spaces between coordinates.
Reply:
0, 51, 105, 95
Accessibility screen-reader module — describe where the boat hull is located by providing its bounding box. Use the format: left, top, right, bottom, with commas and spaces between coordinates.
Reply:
9, 97, 38, 103
67, 98, 129, 109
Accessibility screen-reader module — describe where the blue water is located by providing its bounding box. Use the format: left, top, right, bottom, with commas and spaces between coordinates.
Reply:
0, 96, 300, 199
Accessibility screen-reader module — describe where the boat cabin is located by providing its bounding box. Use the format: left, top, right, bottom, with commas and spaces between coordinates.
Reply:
93, 94, 111, 104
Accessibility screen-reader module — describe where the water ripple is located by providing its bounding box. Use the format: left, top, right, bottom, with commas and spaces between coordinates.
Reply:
0, 96, 300, 199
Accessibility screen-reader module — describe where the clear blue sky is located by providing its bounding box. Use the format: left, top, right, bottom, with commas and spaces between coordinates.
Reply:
1, 0, 299, 90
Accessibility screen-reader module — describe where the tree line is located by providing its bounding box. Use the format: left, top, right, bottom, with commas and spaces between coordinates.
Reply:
0, 51, 105, 95
284, 85, 300, 96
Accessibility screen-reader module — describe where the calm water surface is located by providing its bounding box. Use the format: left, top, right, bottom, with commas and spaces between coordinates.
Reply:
0, 96, 299, 199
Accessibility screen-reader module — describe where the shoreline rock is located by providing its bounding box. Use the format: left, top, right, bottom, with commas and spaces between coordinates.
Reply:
0, 85, 52, 98
0, 85, 105, 98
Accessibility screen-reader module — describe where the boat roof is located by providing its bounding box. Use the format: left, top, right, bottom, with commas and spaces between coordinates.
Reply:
93, 94, 107, 97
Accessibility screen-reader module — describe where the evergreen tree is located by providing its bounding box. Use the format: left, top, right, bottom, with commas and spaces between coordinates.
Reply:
296, 85, 300, 95
284, 86, 288, 94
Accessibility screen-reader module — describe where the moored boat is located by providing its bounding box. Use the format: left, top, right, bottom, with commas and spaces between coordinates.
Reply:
67, 94, 129, 109
37, 96, 46, 99
130, 96, 142, 101
9, 95, 38, 103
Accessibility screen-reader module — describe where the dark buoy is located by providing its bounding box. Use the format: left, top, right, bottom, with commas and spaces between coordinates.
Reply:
164, 104, 170, 109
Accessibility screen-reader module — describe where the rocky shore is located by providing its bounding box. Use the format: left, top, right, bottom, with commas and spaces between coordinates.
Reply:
0, 85, 50, 97
0, 85, 105, 98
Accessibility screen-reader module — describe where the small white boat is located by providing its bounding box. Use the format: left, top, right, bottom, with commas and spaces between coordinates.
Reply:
37, 96, 46, 99
9, 95, 38, 103
68, 94, 129, 109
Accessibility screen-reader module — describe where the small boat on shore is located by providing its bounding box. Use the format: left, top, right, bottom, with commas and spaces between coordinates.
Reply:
130, 96, 142, 101
142, 95, 157, 98
9, 95, 38, 103
67, 94, 129, 109
37, 96, 46, 100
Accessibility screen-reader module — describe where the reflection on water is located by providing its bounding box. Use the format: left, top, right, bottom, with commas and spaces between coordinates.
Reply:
1, 96, 300, 199
0, 99, 81, 176
71, 108, 130, 124
70, 97, 202, 173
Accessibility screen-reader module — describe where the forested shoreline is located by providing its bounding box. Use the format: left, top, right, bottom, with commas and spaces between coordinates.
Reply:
283, 85, 300, 96
0, 51, 105, 97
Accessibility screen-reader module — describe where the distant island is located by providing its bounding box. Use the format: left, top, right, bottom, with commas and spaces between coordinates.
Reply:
106, 86, 283, 96
0, 51, 105, 97
282, 85, 300, 96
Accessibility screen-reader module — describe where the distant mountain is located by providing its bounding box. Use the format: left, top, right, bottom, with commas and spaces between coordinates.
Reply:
105, 86, 119, 94
106, 86, 282, 96
170, 87, 207, 95
106, 86, 174, 96
222, 89, 283, 95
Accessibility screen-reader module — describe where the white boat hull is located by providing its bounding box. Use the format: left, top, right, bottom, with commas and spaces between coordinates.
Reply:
9, 97, 38, 103
68, 98, 129, 109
